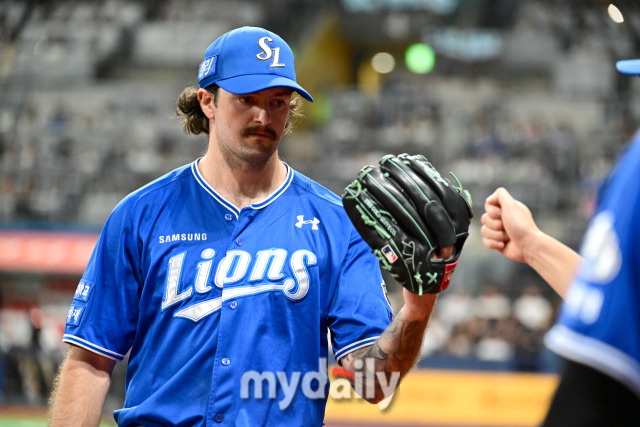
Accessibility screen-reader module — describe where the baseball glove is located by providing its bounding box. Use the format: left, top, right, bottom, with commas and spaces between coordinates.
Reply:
342, 154, 473, 295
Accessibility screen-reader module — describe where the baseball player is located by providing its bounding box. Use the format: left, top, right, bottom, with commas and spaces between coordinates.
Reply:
481, 60, 640, 424
48, 26, 472, 426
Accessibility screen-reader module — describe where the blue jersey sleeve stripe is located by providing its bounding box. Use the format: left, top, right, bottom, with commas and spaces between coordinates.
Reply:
63, 334, 126, 361
546, 325, 640, 398
334, 336, 379, 361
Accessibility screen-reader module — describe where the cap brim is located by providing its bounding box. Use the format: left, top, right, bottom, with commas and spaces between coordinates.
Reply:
616, 59, 640, 75
217, 74, 314, 102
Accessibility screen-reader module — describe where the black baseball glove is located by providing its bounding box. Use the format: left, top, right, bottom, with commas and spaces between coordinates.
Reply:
342, 154, 473, 295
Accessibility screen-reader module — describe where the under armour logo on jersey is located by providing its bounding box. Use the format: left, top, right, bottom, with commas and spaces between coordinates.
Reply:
295, 215, 319, 230
256, 36, 285, 68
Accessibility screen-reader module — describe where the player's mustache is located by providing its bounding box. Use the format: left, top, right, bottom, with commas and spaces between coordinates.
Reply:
242, 125, 277, 139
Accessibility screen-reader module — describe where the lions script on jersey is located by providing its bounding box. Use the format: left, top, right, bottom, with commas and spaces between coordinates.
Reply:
63, 160, 393, 425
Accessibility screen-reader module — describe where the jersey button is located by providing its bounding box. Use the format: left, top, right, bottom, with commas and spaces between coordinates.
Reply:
221, 357, 231, 366
224, 213, 233, 221
215, 413, 224, 423
229, 301, 238, 309
235, 239, 243, 246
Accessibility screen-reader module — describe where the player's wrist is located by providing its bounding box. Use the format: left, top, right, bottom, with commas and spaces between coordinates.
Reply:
401, 290, 437, 320
521, 228, 549, 266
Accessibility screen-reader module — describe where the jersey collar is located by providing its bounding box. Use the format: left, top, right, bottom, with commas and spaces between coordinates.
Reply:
190, 158, 294, 217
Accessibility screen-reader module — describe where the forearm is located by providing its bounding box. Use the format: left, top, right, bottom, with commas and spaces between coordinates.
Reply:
49, 347, 115, 427
341, 294, 436, 403
523, 230, 582, 298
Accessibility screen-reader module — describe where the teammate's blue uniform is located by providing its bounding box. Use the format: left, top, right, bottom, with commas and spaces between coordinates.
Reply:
63, 160, 393, 426
545, 130, 640, 398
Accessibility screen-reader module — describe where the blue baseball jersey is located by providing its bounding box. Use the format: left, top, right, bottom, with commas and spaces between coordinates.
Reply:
63, 160, 393, 426
545, 131, 640, 398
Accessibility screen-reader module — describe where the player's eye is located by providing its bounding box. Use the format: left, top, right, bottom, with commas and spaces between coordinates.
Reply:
272, 99, 288, 108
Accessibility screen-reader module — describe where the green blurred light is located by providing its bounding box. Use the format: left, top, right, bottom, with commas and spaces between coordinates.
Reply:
405, 43, 435, 74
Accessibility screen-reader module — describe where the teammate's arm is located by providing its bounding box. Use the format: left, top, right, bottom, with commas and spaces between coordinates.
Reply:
481, 187, 582, 297
49, 345, 116, 427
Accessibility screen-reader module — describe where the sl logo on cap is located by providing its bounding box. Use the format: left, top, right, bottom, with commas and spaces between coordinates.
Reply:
256, 36, 285, 68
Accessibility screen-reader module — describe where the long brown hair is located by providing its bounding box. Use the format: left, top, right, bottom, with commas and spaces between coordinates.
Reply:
176, 85, 303, 136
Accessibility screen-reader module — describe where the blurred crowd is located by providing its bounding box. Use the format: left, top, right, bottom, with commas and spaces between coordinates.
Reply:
0, 305, 65, 406
1, 0, 639, 409
423, 284, 558, 371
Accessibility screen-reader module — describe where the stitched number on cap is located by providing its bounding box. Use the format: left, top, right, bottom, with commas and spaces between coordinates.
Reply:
256, 37, 285, 68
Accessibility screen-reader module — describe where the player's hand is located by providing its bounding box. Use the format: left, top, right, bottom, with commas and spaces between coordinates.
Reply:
481, 187, 540, 263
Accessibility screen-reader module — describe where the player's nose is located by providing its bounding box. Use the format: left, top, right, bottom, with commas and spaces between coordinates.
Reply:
253, 105, 272, 125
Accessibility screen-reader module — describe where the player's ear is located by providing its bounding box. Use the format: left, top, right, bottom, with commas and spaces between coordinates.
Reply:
197, 88, 215, 120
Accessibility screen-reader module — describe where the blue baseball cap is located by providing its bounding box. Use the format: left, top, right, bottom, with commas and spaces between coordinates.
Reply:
198, 26, 313, 102
616, 59, 640, 75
